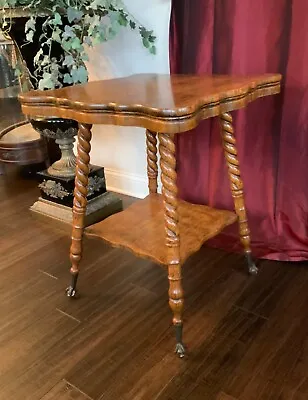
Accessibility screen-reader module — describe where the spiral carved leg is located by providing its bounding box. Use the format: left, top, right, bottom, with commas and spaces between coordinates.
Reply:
67, 123, 92, 298
159, 133, 185, 358
219, 112, 258, 275
146, 130, 158, 194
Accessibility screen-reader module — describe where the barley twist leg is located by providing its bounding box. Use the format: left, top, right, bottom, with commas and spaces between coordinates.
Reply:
146, 130, 158, 194
66, 123, 93, 297
159, 132, 185, 358
219, 112, 258, 275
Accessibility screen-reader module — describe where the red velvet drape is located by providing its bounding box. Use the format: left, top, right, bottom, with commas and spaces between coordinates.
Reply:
170, 0, 308, 261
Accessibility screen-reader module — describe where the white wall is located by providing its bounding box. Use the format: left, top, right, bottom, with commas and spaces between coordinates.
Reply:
85, 0, 171, 198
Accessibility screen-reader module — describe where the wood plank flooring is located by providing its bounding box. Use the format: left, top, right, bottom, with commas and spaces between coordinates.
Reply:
0, 168, 307, 400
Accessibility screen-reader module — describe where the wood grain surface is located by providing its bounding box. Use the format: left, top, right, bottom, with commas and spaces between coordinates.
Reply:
41, 380, 91, 399
86, 193, 237, 266
19, 73, 281, 133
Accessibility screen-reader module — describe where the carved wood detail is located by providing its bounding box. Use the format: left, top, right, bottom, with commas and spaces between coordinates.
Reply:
219, 112, 252, 257
146, 129, 158, 194
69, 123, 92, 279
159, 133, 183, 328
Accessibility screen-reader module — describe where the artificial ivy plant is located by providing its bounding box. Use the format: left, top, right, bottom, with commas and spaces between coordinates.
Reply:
0, 0, 156, 90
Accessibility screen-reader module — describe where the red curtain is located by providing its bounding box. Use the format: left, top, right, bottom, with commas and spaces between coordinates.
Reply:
170, 0, 308, 261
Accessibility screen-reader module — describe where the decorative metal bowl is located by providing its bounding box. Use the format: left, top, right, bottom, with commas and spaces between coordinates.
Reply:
30, 118, 79, 177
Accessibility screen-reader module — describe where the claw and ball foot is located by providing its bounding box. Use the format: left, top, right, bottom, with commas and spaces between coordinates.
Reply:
175, 324, 186, 358
175, 342, 186, 358
66, 286, 77, 298
245, 253, 259, 275
65, 273, 79, 298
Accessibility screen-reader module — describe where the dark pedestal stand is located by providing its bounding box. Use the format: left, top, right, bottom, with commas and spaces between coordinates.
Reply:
30, 119, 123, 226
31, 167, 122, 227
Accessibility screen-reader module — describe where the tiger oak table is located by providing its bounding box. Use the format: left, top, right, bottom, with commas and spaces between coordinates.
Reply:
19, 73, 282, 357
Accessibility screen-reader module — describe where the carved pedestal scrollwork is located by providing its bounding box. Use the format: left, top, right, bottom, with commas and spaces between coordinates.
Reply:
38, 180, 69, 199
158, 132, 185, 358
38, 175, 105, 201
67, 123, 92, 297
146, 129, 158, 194
87, 176, 105, 197
219, 112, 258, 275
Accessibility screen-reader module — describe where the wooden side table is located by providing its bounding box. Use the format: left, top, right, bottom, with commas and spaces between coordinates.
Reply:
19, 73, 282, 357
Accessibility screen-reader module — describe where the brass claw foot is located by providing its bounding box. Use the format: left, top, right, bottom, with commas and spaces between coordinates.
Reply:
245, 253, 259, 275
175, 342, 186, 358
66, 273, 79, 298
174, 324, 185, 358
249, 263, 259, 275
66, 286, 78, 298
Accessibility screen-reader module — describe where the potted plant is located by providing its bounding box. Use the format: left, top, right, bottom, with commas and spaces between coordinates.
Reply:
0, 0, 156, 177
0, 0, 156, 90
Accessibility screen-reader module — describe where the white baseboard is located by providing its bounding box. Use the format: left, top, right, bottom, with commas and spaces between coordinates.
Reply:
104, 168, 148, 199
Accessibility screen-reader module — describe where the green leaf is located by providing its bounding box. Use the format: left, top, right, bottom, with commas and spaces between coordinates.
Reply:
89, 0, 107, 10
118, 13, 128, 27
38, 72, 54, 90
108, 26, 117, 39
67, 7, 83, 23
1, 0, 158, 90
52, 12, 62, 26
63, 55, 75, 67
70, 36, 82, 50
83, 36, 93, 47
92, 32, 105, 45
63, 73, 73, 84
25, 16, 35, 32
71, 65, 88, 84
149, 45, 156, 55
26, 30, 34, 42
63, 25, 76, 40
81, 53, 90, 62
51, 28, 61, 42
142, 37, 149, 48
88, 14, 101, 36
61, 40, 72, 52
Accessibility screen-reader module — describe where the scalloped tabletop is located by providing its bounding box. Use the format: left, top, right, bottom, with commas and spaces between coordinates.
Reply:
19, 73, 282, 133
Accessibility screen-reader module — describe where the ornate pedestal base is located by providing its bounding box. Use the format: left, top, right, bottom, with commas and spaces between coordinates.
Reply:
32, 165, 123, 226
37, 165, 107, 207
30, 192, 122, 227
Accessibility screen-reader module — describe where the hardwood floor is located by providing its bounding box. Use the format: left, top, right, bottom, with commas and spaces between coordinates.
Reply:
0, 169, 308, 400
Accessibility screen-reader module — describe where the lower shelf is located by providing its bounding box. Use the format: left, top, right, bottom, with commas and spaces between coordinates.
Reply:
86, 193, 237, 266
